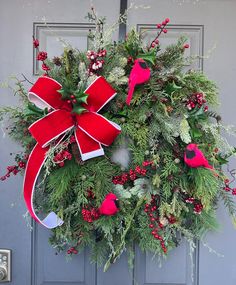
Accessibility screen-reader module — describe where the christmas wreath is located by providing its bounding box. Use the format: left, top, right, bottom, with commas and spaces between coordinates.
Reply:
1, 9, 236, 271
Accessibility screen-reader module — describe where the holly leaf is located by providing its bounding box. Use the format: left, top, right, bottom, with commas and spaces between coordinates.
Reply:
77, 95, 88, 104
138, 49, 157, 65
58, 88, 69, 99
164, 81, 182, 96
189, 105, 205, 117
72, 105, 86, 115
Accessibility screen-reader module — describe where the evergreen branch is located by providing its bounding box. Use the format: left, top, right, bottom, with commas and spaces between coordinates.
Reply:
103, 196, 145, 271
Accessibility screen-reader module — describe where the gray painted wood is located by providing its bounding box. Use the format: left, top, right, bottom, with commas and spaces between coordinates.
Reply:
1, 0, 236, 284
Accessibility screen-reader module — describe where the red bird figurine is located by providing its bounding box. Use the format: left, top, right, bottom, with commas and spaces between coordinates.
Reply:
126, 58, 151, 105
99, 193, 119, 216
184, 143, 213, 169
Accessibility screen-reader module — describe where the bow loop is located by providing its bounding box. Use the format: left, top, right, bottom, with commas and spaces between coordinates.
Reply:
29, 76, 67, 110
29, 109, 74, 148
84, 76, 117, 112
76, 112, 121, 146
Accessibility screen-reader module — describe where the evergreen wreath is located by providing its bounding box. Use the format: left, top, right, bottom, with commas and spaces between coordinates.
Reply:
1, 9, 236, 271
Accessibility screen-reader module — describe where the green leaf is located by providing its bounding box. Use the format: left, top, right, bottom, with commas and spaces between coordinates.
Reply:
215, 154, 229, 165
26, 102, 44, 115
164, 81, 182, 95
179, 118, 192, 144
114, 185, 132, 199
77, 95, 88, 104
138, 49, 157, 65
152, 174, 161, 187
58, 88, 69, 99
190, 127, 202, 139
189, 105, 205, 117
72, 105, 86, 115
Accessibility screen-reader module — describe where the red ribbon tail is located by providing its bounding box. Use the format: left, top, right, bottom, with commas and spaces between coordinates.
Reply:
23, 144, 63, 228
75, 128, 104, 161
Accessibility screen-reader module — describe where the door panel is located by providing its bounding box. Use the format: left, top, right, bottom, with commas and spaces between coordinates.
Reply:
134, 243, 198, 285
32, 225, 96, 285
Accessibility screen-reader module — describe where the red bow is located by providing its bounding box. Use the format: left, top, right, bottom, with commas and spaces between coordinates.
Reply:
23, 76, 121, 228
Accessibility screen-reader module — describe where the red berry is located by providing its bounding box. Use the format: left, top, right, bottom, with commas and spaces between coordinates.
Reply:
59, 161, 64, 167
150, 217, 155, 222
157, 23, 162, 29
42, 63, 50, 71
33, 39, 39, 48
184, 43, 190, 49
149, 224, 154, 228
151, 42, 155, 48
70, 95, 75, 99
163, 29, 168, 34
67, 100, 71, 104
165, 18, 170, 24
154, 234, 159, 239
72, 99, 77, 103
151, 230, 156, 235
224, 186, 231, 192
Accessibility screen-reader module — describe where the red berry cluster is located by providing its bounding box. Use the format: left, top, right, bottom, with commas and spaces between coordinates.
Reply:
185, 197, 203, 214
37, 51, 47, 61
223, 179, 236, 195
33, 37, 50, 73
186, 92, 208, 112
112, 161, 153, 185
70, 135, 76, 144
193, 203, 203, 214
53, 150, 72, 167
67, 247, 78, 255
150, 18, 170, 49
66, 94, 78, 105
144, 194, 167, 253
87, 49, 106, 74
82, 208, 100, 223
0, 165, 19, 181
1, 154, 29, 181
81, 189, 100, 223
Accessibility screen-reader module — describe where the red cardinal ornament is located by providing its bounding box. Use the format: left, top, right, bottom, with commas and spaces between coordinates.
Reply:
184, 143, 213, 169
126, 58, 151, 105
99, 193, 119, 216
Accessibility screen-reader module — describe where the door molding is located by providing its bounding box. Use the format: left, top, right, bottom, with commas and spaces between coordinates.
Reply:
137, 24, 204, 71
33, 22, 95, 75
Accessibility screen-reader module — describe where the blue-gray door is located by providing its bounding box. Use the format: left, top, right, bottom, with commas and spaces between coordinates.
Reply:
1, 0, 236, 284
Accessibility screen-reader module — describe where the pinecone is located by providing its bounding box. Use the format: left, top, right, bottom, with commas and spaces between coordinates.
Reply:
52, 56, 62, 66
